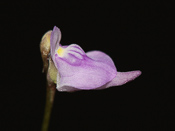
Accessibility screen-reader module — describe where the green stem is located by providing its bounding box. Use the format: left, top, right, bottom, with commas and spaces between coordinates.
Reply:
41, 81, 56, 131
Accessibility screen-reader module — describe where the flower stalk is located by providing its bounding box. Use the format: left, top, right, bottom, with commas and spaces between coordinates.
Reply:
41, 80, 56, 131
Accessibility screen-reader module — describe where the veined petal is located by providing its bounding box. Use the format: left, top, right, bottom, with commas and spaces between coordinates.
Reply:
54, 46, 117, 91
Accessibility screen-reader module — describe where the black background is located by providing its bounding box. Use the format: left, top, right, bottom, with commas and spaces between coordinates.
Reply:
1, 1, 174, 131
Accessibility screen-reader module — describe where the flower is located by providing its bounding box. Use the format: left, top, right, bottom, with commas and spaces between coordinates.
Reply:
49, 26, 141, 92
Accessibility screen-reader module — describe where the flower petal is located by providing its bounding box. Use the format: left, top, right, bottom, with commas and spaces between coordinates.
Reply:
96, 70, 142, 90
54, 45, 117, 91
86, 51, 116, 70
50, 26, 61, 58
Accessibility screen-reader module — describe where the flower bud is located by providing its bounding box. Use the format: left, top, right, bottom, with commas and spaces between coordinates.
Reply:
40, 30, 52, 72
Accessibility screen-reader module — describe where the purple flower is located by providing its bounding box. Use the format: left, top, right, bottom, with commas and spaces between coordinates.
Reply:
50, 26, 141, 92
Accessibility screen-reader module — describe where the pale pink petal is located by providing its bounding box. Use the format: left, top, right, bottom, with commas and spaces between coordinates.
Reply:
50, 26, 61, 58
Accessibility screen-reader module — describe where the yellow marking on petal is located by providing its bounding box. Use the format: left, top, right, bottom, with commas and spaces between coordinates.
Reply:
57, 47, 65, 57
